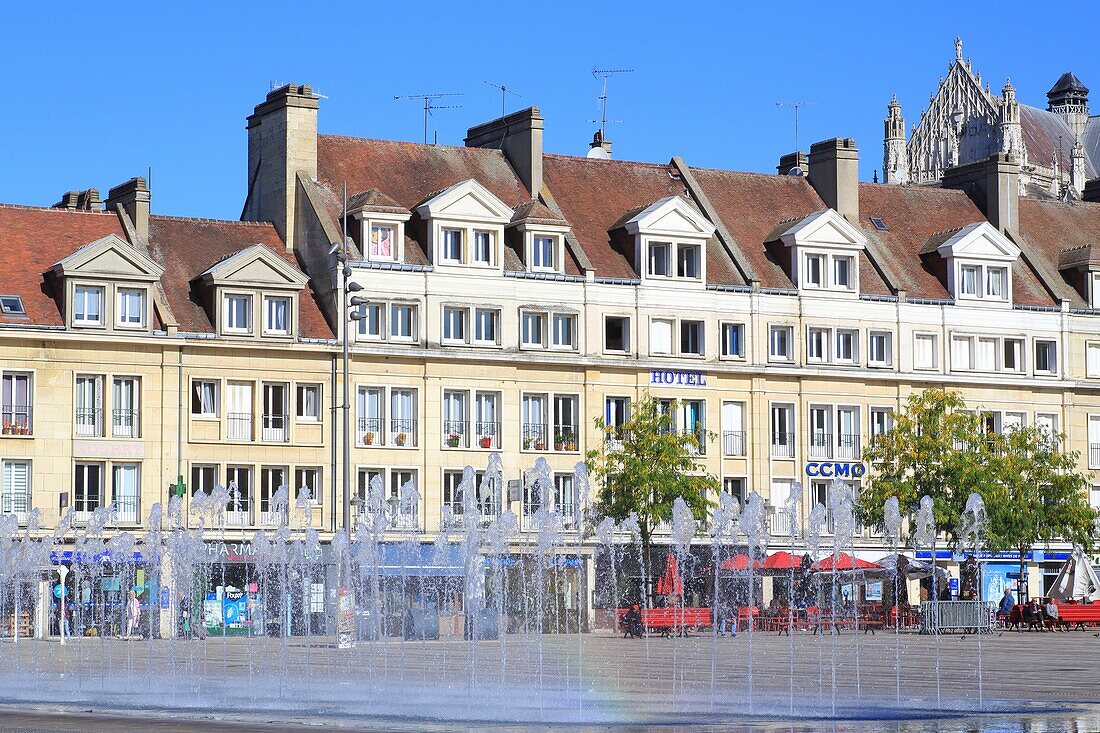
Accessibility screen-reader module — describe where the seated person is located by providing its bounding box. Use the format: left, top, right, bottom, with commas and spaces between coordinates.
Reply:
622, 603, 643, 638
997, 588, 1015, 621
1024, 598, 1045, 631
1043, 598, 1064, 631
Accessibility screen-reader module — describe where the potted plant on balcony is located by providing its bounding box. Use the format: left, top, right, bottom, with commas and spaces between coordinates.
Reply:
18, 424, 28, 436
447, 433, 461, 448
564, 430, 577, 452
534, 437, 547, 451
1, 421, 10, 435
479, 435, 493, 449
395, 432, 408, 446
554, 432, 565, 452
364, 432, 374, 446
523, 436, 532, 450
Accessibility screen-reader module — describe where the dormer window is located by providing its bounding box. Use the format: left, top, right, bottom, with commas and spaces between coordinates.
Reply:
442, 229, 464, 263
624, 196, 715, 285
928, 222, 1019, 303
954, 262, 1008, 301
677, 245, 701, 279
804, 254, 824, 288
224, 294, 252, 334
116, 288, 145, 328
532, 236, 557, 271
369, 225, 396, 261
73, 285, 104, 326
416, 180, 514, 271
986, 267, 1007, 299
473, 231, 494, 266
833, 256, 853, 288
649, 242, 671, 276
780, 209, 868, 294
263, 296, 290, 336
959, 265, 978, 296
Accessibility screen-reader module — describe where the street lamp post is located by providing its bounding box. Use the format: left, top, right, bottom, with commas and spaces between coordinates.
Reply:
332, 229, 365, 535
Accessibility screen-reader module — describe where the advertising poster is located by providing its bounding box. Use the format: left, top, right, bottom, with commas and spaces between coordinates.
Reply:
337, 587, 356, 649
982, 562, 1016, 603
865, 582, 883, 602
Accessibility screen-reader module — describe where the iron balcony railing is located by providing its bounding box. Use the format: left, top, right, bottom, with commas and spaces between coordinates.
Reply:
1, 403, 32, 435
261, 412, 289, 442
224, 498, 252, 527
75, 408, 103, 437
111, 409, 139, 438
114, 494, 140, 525
227, 412, 253, 441
837, 433, 861, 459
442, 420, 469, 448
389, 418, 417, 447
551, 423, 579, 452
1091, 444, 1100, 469
443, 498, 500, 528
768, 509, 794, 537
358, 416, 383, 446
522, 423, 548, 451
808, 432, 832, 458
771, 432, 795, 458
723, 430, 746, 457
474, 421, 501, 449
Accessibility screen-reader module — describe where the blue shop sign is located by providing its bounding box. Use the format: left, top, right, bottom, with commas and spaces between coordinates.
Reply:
649, 369, 707, 387
49, 550, 145, 565
805, 462, 867, 478
915, 550, 1070, 561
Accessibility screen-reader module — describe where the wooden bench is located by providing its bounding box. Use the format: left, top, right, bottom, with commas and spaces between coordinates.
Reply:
1053, 602, 1100, 630
616, 607, 713, 637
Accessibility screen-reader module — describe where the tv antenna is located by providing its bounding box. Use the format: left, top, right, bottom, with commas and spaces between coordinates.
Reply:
394, 92, 464, 144
484, 81, 521, 118
590, 67, 633, 138
776, 101, 817, 152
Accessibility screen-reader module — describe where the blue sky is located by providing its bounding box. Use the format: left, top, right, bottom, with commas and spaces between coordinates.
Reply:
2, 1, 1098, 219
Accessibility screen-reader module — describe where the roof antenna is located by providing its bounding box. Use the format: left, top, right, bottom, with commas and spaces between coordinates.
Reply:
485, 81, 521, 118
589, 67, 633, 140
394, 93, 464, 144
775, 101, 817, 153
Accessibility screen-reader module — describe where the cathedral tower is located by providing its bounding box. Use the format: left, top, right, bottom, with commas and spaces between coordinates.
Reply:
1047, 72, 1090, 140
883, 95, 908, 184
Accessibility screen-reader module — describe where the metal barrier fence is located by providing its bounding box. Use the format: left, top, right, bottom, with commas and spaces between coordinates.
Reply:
920, 600, 995, 634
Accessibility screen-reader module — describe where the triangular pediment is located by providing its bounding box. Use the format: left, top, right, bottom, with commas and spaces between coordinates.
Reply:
52, 234, 164, 280
780, 209, 867, 250
623, 196, 716, 238
415, 179, 514, 224
935, 222, 1020, 261
200, 244, 308, 289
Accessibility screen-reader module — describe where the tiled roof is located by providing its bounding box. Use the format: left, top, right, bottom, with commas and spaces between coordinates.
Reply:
344, 188, 409, 215
1019, 197, 1100, 307
147, 216, 332, 338
0, 205, 125, 325
510, 199, 568, 226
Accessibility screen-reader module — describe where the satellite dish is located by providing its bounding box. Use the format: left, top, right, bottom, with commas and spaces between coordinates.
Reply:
787, 166, 805, 177
587, 146, 610, 160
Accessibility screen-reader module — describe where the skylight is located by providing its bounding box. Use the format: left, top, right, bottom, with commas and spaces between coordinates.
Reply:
0, 295, 25, 316
869, 217, 888, 232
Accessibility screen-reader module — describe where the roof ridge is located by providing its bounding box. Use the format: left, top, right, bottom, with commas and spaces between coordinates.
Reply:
0, 202, 115, 215
318, 133, 502, 155
542, 153, 674, 170
151, 214, 277, 227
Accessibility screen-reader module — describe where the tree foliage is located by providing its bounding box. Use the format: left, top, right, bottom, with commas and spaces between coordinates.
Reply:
587, 392, 718, 587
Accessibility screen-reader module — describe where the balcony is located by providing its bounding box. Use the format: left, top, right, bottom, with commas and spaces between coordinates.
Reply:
261, 413, 289, 442
722, 430, 746, 457
75, 408, 103, 437
358, 416, 383, 446
224, 501, 252, 527
114, 494, 140, 525
443, 420, 469, 448
768, 509, 794, 537
682, 427, 707, 455
357, 508, 419, 532
227, 412, 253, 442
522, 423, 548, 451
837, 433, 861, 460
111, 409, 139, 438
1, 403, 32, 435
390, 418, 417, 447
1091, 443, 1100, 469
770, 433, 795, 458
443, 499, 500, 528
808, 432, 832, 459
552, 424, 579, 452
260, 505, 288, 527
474, 421, 501, 449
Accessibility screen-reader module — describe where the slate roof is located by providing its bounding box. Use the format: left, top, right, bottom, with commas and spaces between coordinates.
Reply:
1049, 72, 1089, 97
1020, 106, 1097, 179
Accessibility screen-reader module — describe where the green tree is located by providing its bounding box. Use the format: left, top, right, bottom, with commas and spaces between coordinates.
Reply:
859, 388, 995, 544
587, 392, 718, 598
981, 425, 1095, 597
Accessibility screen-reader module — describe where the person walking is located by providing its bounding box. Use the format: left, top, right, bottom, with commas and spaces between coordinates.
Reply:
124, 590, 141, 639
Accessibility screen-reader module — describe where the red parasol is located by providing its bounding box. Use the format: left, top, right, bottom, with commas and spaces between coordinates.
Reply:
811, 552, 882, 572
656, 553, 683, 596
762, 551, 803, 571
720, 553, 763, 572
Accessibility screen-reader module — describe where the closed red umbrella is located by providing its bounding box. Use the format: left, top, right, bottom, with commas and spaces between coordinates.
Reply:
720, 553, 763, 572
656, 553, 683, 596
812, 552, 882, 572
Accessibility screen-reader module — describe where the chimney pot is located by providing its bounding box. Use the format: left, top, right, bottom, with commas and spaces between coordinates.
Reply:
105, 177, 151, 243
807, 138, 860, 221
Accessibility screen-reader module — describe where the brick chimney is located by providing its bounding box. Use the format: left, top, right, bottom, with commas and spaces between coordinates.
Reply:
942, 153, 1020, 233
465, 107, 544, 196
242, 83, 320, 251
807, 138, 860, 222
777, 151, 809, 176
53, 189, 102, 211
105, 178, 150, 242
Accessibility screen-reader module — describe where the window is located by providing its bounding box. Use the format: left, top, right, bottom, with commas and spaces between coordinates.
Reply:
259, 466, 288, 524
1003, 338, 1024, 373
677, 245, 701, 279
74, 463, 103, 516
975, 337, 997, 371
358, 387, 383, 445
192, 380, 218, 418
390, 389, 416, 445
111, 377, 139, 438
722, 477, 747, 506
959, 265, 978, 296
648, 242, 670, 277
442, 307, 467, 344
263, 297, 290, 336
356, 467, 384, 507
225, 466, 252, 519
75, 375, 103, 437
650, 319, 673, 355
521, 311, 546, 348
870, 408, 893, 438
769, 325, 792, 361
605, 397, 630, 439
986, 267, 1007, 299
474, 391, 501, 449
224, 294, 252, 334
369, 224, 395, 260
555, 474, 576, 522
1035, 340, 1057, 374
296, 384, 320, 421
680, 320, 704, 356
0, 295, 25, 316
770, 404, 794, 457
605, 316, 629, 352
357, 303, 384, 339
807, 327, 828, 362
116, 288, 145, 327
390, 304, 416, 341
295, 467, 321, 506
721, 402, 745, 457
73, 285, 103, 326
473, 308, 499, 346
1, 460, 30, 522
1088, 343, 1100, 379
680, 399, 705, 452
443, 390, 469, 448
835, 329, 857, 363
1, 372, 32, 433
532, 236, 556, 270
951, 336, 974, 371
261, 383, 289, 442
803, 254, 824, 287
720, 323, 744, 358
552, 314, 576, 350
808, 405, 831, 458
112, 463, 140, 524
442, 229, 464, 263
473, 231, 494, 265
522, 394, 548, 450
833, 256, 853, 288
553, 395, 579, 450
225, 382, 253, 441
191, 464, 217, 495
868, 331, 892, 366
914, 333, 937, 370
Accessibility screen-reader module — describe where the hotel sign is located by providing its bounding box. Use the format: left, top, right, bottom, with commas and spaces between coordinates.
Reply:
805, 462, 867, 478
649, 369, 707, 387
